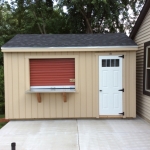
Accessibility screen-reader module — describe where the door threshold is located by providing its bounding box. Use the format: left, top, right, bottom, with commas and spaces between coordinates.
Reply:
99, 115, 123, 118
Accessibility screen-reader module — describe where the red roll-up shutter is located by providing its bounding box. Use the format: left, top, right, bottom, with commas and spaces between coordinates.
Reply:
30, 58, 75, 86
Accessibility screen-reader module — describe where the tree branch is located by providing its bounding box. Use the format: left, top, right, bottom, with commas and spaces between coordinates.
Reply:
37, 23, 44, 34
33, 11, 43, 34
79, 8, 93, 33
43, 23, 47, 34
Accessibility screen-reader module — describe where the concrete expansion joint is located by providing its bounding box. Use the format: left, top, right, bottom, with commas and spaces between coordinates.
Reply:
76, 119, 80, 150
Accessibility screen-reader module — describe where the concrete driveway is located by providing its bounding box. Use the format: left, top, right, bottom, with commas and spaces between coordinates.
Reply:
0, 116, 150, 150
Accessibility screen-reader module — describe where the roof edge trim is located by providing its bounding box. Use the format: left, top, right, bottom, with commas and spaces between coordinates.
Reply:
1, 46, 138, 49
1, 46, 138, 52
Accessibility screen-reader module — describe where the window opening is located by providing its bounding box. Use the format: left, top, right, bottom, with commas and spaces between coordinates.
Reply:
146, 48, 150, 91
30, 58, 75, 89
143, 41, 150, 96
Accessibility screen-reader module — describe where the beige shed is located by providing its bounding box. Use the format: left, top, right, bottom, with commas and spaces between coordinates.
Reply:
1, 33, 138, 119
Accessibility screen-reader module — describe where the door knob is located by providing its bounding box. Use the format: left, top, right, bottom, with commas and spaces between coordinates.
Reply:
99, 90, 102, 91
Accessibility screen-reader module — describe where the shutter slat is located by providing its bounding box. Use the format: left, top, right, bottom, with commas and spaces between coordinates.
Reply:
30, 58, 75, 86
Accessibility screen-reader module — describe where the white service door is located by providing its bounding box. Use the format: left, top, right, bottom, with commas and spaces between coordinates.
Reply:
99, 56, 123, 115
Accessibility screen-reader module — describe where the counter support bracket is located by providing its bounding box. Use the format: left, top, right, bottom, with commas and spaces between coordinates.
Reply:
36, 93, 41, 103
62, 93, 67, 102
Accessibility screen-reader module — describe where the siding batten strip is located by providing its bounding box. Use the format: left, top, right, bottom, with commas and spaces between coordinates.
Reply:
25, 53, 32, 118
55, 52, 63, 118
37, 52, 44, 118
49, 53, 56, 118
86, 52, 93, 117
80, 52, 86, 117
62, 52, 69, 118
68, 51, 75, 118
18, 53, 25, 118
43, 52, 50, 118
30, 52, 37, 118
10, 53, 15, 118
12, 53, 19, 118
18, 53, 20, 118
75, 52, 80, 117
92, 53, 96, 117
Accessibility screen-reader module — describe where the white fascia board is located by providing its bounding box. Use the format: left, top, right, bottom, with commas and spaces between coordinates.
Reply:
1, 46, 138, 52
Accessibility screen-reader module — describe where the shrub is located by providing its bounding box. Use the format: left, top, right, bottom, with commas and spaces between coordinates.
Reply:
0, 65, 4, 114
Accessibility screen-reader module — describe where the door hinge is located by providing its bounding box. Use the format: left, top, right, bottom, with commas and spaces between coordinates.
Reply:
119, 112, 124, 116
119, 55, 124, 58
118, 88, 124, 92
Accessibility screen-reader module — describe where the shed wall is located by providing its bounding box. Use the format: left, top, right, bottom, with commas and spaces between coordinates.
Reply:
134, 8, 150, 121
4, 51, 136, 119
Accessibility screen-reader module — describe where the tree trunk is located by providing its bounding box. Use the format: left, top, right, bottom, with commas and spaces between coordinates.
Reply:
80, 9, 93, 33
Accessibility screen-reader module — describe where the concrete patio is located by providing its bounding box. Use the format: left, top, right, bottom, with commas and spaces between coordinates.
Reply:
0, 116, 150, 150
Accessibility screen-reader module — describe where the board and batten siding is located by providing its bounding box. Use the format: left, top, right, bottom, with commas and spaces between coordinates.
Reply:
4, 51, 136, 119
134, 8, 150, 121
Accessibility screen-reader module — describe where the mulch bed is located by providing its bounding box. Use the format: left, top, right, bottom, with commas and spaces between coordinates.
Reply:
0, 118, 9, 123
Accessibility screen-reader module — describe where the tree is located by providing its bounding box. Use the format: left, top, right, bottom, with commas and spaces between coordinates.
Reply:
12, 0, 70, 34
0, 2, 18, 64
58, 0, 145, 34
0, 2, 18, 114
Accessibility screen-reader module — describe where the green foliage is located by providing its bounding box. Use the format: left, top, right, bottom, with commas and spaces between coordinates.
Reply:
0, 52, 3, 66
58, 0, 145, 33
0, 2, 18, 50
0, 66, 4, 114
0, 122, 7, 129
0, 114, 5, 118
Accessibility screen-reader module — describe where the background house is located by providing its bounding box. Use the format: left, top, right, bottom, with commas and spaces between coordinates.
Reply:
130, 0, 150, 122
2, 33, 137, 119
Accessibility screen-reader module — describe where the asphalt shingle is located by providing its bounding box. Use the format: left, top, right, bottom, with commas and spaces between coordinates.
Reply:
2, 33, 137, 48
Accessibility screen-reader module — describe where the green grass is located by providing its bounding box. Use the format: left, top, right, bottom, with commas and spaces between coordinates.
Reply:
0, 114, 5, 118
0, 122, 6, 129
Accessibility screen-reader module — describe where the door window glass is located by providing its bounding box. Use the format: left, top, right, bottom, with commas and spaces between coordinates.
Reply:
116, 59, 119, 67
102, 59, 119, 67
107, 59, 110, 67
111, 59, 115, 67
102, 60, 106, 67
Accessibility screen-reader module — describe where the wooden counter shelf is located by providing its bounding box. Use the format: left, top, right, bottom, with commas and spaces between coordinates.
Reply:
26, 88, 76, 103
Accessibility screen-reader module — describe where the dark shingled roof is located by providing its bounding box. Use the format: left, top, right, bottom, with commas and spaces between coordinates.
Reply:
2, 33, 137, 48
